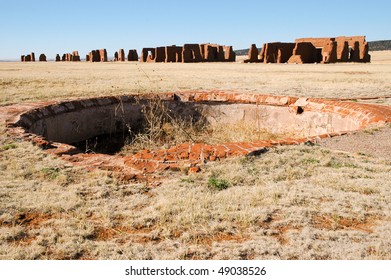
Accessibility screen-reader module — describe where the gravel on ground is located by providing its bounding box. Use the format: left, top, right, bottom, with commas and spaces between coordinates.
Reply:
318, 124, 391, 160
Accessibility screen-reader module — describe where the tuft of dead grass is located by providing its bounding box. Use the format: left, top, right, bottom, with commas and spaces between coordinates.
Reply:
119, 96, 289, 155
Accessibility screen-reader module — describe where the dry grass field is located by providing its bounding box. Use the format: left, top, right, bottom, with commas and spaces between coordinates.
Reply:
1, 51, 391, 259
1, 51, 391, 106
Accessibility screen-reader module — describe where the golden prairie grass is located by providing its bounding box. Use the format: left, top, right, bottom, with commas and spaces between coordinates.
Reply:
1, 51, 391, 259
1, 51, 391, 106
2, 133, 391, 259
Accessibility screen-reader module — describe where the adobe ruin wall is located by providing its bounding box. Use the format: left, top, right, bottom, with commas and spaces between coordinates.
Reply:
246, 35, 371, 64
140, 43, 236, 63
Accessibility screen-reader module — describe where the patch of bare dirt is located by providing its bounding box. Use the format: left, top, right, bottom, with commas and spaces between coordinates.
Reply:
312, 214, 380, 233
92, 225, 157, 243
318, 125, 391, 160
189, 232, 249, 247
0, 211, 57, 229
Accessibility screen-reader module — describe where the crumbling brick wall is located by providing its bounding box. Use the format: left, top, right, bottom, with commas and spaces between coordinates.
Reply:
336, 41, 349, 62
141, 43, 235, 63
90, 50, 100, 62
86, 49, 106, 62
205, 45, 218, 61
56, 51, 81, 62
165, 46, 182, 62
182, 44, 203, 63
154, 47, 166, 62
118, 49, 125, 62
224, 46, 236, 62
39, 54, 47, 62
252, 36, 370, 64
140, 47, 166, 63
203, 44, 225, 62
21, 53, 35, 62
259, 43, 295, 63
295, 36, 370, 63
72, 51, 80, 62
99, 49, 107, 62
360, 42, 370, 62
141, 48, 155, 62
287, 42, 317, 64
244, 44, 259, 63
322, 41, 337, 63
295, 38, 337, 63
127, 49, 138, 61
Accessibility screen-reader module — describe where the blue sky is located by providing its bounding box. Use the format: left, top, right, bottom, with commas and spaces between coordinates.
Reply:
0, 0, 390, 60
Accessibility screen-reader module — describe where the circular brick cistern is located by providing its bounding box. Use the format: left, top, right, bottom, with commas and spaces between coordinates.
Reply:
3, 91, 391, 179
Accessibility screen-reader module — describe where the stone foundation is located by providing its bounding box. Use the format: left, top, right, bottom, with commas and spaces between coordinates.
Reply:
2, 91, 391, 180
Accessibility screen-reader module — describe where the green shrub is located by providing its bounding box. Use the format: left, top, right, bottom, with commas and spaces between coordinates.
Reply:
1, 143, 17, 150
208, 176, 230, 191
41, 167, 60, 180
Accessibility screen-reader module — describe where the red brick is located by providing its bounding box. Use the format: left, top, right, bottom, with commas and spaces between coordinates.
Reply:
188, 166, 201, 173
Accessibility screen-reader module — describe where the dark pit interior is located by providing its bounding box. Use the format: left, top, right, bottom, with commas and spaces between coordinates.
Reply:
70, 99, 205, 155
22, 96, 205, 155
71, 132, 133, 155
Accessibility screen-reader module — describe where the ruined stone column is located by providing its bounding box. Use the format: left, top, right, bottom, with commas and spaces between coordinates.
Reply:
259, 43, 295, 63
336, 41, 349, 62
360, 42, 370, 62
127, 49, 138, 61
322, 41, 337, 63
224, 46, 236, 62
91, 50, 101, 62
140, 48, 150, 62
350, 41, 361, 62
72, 51, 81, 61
217, 45, 225, 61
244, 44, 259, 63
99, 49, 107, 62
165, 46, 182, 62
205, 45, 218, 62
118, 49, 125, 62
154, 47, 166, 62
182, 44, 203, 63
39, 54, 47, 62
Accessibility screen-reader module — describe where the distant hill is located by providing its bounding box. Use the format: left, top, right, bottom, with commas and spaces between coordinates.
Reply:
369, 40, 391, 51
234, 40, 391, 55
234, 49, 258, 56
